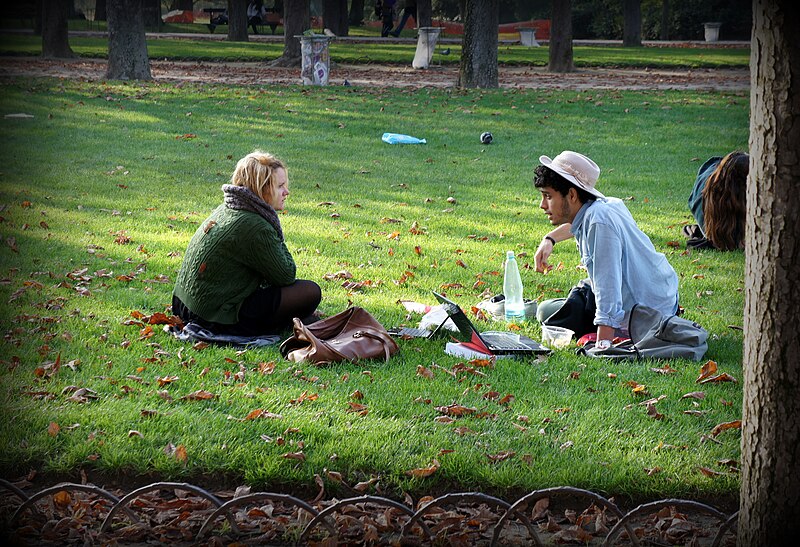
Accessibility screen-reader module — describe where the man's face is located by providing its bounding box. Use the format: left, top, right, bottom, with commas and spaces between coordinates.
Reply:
538, 186, 574, 225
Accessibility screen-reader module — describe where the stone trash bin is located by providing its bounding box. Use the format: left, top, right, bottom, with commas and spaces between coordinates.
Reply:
412, 27, 442, 69
517, 27, 540, 47
703, 22, 722, 42
297, 35, 333, 85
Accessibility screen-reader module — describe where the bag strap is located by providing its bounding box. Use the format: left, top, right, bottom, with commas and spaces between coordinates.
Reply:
352, 330, 395, 362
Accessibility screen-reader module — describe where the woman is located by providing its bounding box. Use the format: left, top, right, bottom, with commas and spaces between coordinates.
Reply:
173, 150, 321, 336
687, 151, 749, 250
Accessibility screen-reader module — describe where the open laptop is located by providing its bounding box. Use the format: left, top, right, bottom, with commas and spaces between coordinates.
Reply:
430, 292, 550, 356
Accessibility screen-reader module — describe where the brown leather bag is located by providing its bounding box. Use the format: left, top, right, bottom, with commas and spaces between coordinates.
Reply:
279, 307, 399, 365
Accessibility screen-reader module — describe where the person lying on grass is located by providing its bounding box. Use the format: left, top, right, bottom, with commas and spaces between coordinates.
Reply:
686, 151, 749, 250
532, 150, 679, 351
172, 150, 321, 336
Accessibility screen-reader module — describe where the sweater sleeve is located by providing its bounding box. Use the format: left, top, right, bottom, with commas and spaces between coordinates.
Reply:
246, 220, 297, 287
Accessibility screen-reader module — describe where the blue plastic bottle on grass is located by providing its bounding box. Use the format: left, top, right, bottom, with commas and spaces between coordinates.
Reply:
503, 250, 525, 321
382, 132, 426, 144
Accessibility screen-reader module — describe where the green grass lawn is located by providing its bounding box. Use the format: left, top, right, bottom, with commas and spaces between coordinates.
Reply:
0, 32, 750, 67
0, 76, 747, 508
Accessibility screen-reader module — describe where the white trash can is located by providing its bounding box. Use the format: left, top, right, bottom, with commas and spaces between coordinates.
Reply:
703, 22, 722, 42
297, 35, 333, 85
518, 27, 539, 47
412, 27, 442, 69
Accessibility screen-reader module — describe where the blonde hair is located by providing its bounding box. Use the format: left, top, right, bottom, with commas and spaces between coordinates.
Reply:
702, 151, 749, 251
230, 150, 286, 204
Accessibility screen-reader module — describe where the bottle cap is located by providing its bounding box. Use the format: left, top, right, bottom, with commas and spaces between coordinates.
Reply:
506, 250, 515, 259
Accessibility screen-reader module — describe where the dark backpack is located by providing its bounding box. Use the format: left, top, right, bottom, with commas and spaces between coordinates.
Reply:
542, 282, 597, 338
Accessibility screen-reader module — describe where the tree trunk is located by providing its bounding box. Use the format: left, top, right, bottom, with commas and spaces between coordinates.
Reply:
142, 0, 161, 29
170, 0, 193, 10
622, 0, 641, 47
348, 0, 364, 27
660, 0, 669, 40
271, 0, 310, 67
417, 0, 432, 28
228, 0, 249, 42
106, 0, 152, 80
323, 0, 348, 36
95, 0, 107, 22
548, 0, 573, 73
739, 0, 800, 545
41, 0, 74, 58
457, 0, 498, 88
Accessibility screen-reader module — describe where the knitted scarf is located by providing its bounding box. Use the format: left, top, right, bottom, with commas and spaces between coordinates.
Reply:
222, 184, 284, 241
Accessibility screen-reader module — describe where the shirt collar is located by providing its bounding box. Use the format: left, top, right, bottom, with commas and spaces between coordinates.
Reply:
570, 200, 595, 236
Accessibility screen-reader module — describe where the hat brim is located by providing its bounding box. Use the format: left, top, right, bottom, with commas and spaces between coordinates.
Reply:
539, 155, 605, 199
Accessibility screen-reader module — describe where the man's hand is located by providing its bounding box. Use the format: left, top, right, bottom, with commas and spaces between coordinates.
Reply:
534, 238, 554, 273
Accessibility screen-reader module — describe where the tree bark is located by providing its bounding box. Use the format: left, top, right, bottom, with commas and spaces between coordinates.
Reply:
348, 0, 364, 27
271, 0, 310, 67
105, 0, 152, 80
41, 0, 74, 58
548, 0, 573, 73
622, 0, 642, 47
95, 0, 107, 22
739, 0, 800, 544
660, 0, 670, 40
228, 0, 249, 42
417, 0, 432, 28
323, 0, 349, 36
457, 0, 498, 88
142, 0, 161, 29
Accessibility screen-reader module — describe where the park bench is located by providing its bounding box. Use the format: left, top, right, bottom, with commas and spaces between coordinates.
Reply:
263, 10, 283, 34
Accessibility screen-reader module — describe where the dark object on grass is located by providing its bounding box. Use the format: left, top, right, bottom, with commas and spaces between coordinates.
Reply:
480, 131, 493, 144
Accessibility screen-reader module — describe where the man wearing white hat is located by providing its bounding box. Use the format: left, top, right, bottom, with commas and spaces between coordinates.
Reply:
532, 151, 679, 351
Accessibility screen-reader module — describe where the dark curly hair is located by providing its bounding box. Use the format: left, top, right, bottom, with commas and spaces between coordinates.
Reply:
533, 165, 596, 204
702, 151, 748, 250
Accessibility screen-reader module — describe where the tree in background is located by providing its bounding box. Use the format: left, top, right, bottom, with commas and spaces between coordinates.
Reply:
549, 0, 573, 72
271, 0, 310, 66
42, 0, 75, 58
348, 0, 365, 26
106, 0, 151, 80
458, 0, 498, 88
417, 0, 432, 27
622, 0, 641, 46
739, 0, 800, 542
323, 0, 349, 36
228, 0, 250, 41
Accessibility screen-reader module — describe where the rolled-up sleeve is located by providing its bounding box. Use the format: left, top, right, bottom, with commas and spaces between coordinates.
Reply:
584, 222, 626, 328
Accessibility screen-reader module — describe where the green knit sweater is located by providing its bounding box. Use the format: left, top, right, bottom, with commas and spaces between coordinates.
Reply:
173, 204, 296, 324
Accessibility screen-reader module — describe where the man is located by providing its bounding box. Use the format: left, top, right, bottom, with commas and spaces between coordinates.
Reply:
533, 151, 679, 350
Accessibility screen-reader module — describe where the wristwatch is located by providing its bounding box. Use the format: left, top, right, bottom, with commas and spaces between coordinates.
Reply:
596, 339, 612, 350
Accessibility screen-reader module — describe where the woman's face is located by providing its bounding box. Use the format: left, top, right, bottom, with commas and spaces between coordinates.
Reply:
265, 167, 289, 210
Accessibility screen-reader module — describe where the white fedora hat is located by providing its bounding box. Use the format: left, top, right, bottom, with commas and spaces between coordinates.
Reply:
539, 151, 604, 199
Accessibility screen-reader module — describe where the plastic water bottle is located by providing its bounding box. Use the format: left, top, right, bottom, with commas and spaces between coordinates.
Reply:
503, 250, 525, 321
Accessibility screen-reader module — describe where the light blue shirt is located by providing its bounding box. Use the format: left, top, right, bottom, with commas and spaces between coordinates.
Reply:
571, 198, 679, 329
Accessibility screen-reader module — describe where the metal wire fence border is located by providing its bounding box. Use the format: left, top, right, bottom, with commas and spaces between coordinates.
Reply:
1, 479, 739, 545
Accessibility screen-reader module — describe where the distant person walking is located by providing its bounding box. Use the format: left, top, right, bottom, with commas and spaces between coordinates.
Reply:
248, 0, 266, 34
390, 0, 417, 36
376, 0, 397, 38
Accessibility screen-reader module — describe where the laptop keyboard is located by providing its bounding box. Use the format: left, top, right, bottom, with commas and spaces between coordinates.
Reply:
482, 333, 532, 350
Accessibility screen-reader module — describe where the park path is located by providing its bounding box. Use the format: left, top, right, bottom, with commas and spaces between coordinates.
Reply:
0, 55, 749, 91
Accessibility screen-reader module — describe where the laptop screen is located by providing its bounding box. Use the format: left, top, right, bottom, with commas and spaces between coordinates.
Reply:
432, 292, 495, 351
432, 292, 550, 355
